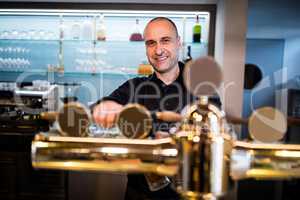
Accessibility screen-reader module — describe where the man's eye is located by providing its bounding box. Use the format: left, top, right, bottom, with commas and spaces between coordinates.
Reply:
161, 39, 171, 44
146, 41, 156, 47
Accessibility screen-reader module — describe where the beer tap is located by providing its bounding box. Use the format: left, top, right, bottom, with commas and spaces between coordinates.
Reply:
32, 57, 300, 200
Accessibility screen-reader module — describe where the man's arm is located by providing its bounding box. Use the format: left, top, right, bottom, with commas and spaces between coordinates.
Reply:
92, 79, 136, 128
93, 100, 123, 128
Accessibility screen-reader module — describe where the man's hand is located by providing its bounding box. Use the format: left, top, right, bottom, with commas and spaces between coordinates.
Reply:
155, 131, 170, 139
92, 100, 123, 128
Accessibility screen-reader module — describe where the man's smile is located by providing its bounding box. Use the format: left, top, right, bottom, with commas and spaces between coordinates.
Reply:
155, 56, 168, 62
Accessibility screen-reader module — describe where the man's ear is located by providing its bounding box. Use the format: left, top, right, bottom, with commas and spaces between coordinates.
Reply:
177, 36, 182, 47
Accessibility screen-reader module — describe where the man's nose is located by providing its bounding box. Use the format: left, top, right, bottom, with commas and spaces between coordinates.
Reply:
155, 43, 163, 55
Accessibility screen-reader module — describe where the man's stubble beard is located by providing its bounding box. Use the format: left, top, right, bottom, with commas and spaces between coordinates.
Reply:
150, 55, 179, 75
152, 65, 174, 74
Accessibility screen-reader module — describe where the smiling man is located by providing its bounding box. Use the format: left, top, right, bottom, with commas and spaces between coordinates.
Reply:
144, 18, 181, 83
93, 17, 194, 131
92, 17, 195, 199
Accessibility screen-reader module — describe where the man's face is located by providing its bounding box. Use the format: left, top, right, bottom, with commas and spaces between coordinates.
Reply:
144, 20, 181, 74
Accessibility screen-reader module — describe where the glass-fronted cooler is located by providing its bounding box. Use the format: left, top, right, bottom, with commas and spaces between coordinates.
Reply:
0, 7, 214, 105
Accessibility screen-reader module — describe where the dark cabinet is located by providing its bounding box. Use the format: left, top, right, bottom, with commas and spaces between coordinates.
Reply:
286, 89, 300, 143
0, 133, 68, 200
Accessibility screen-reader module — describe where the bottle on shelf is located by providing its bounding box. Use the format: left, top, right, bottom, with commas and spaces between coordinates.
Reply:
81, 16, 94, 40
59, 15, 65, 40
138, 61, 153, 75
192, 15, 201, 43
130, 19, 143, 41
71, 20, 81, 40
183, 45, 192, 63
96, 14, 106, 41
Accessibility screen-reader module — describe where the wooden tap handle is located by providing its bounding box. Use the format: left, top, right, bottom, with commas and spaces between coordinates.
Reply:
226, 116, 300, 126
287, 117, 300, 126
156, 111, 182, 122
40, 111, 58, 122
226, 115, 248, 125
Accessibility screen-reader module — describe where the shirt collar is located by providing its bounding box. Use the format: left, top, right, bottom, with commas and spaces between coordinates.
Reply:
148, 62, 185, 85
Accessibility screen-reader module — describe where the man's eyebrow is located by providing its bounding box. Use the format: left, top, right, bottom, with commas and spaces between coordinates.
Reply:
145, 39, 156, 44
145, 36, 173, 44
161, 36, 172, 40
145, 39, 154, 42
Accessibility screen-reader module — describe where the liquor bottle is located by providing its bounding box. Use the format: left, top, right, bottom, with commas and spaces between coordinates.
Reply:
184, 45, 192, 63
130, 19, 143, 41
138, 61, 153, 75
71, 21, 81, 40
96, 14, 106, 41
81, 17, 94, 40
193, 15, 201, 43
59, 15, 65, 40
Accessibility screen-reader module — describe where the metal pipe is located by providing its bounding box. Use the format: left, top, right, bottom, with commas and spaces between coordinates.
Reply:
32, 135, 178, 176
231, 141, 300, 180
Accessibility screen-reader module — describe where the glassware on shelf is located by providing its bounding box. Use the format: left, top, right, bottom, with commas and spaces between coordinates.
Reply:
15, 47, 21, 54
6, 46, 13, 54
45, 31, 56, 40
2, 58, 10, 70
1, 46, 29, 56
11, 29, 19, 39
19, 31, 28, 40
129, 19, 143, 41
28, 29, 36, 40
76, 47, 107, 55
47, 64, 57, 72
37, 29, 46, 40
87, 48, 94, 55
0, 57, 30, 72
21, 58, 30, 70
15, 58, 22, 70
0, 58, 4, 70
74, 58, 109, 73
1, 31, 9, 39
75, 59, 82, 72
95, 47, 107, 54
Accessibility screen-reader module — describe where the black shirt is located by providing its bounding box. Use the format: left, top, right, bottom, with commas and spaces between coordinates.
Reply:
99, 62, 191, 199
98, 62, 221, 200
101, 62, 196, 134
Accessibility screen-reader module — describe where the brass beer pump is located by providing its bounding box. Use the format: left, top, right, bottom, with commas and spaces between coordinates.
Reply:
32, 57, 300, 200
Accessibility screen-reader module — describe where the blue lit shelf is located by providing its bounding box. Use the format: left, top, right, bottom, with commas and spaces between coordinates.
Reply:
0, 39, 208, 74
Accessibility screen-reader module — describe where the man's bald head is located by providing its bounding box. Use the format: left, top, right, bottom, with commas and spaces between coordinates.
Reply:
144, 17, 179, 38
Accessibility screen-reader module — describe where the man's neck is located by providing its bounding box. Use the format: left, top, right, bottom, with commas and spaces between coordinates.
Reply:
156, 64, 180, 85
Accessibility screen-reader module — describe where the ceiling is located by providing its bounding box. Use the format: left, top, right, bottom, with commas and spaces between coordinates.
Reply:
4, 0, 218, 4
